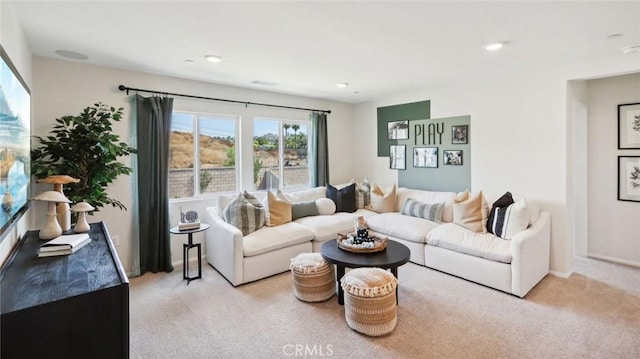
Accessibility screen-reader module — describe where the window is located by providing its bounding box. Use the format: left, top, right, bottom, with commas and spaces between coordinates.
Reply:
253, 118, 310, 190
169, 112, 238, 198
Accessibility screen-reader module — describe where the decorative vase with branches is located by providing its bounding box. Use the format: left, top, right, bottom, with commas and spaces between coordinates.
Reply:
31, 103, 135, 211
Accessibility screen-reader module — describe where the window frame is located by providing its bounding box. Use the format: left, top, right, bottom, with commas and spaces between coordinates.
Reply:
252, 116, 312, 192
169, 111, 240, 201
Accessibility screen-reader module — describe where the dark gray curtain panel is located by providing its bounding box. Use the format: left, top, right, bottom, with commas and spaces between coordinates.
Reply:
135, 95, 174, 274
311, 112, 329, 186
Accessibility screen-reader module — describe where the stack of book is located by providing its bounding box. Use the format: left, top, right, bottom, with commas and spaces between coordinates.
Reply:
178, 220, 201, 231
38, 233, 91, 258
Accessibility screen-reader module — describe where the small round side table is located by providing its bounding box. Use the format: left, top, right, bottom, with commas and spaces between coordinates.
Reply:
170, 223, 209, 284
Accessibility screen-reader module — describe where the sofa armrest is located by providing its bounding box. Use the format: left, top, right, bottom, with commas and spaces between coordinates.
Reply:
510, 211, 551, 297
204, 207, 244, 286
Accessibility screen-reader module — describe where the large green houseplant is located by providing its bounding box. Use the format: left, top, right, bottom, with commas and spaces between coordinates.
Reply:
31, 103, 135, 211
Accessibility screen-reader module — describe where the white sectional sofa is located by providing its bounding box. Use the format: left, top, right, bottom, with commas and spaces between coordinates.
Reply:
204, 186, 551, 297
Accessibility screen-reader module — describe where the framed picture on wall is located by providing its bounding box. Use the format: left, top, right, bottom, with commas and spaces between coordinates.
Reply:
387, 120, 409, 140
390, 145, 406, 170
451, 125, 468, 144
443, 150, 463, 165
618, 156, 640, 202
618, 103, 640, 149
413, 147, 438, 168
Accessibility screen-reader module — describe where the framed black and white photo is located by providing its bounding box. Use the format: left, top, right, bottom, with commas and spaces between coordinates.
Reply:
443, 150, 463, 165
618, 103, 640, 149
451, 125, 468, 144
387, 120, 409, 140
618, 156, 640, 202
413, 147, 438, 168
390, 145, 406, 170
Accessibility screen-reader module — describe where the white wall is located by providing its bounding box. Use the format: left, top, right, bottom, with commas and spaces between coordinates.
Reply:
586, 73, 640, 266
0, 1, 33, 265
31, 57, 354, 274
567, 80, 588, 258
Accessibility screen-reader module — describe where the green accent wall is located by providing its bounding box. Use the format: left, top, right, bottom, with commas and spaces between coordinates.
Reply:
398, 115, 471, 192
377, 100, 430, 157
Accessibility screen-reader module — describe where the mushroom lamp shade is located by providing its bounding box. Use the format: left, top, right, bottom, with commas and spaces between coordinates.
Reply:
71, 202, 95, 233
31, 191, 72, 240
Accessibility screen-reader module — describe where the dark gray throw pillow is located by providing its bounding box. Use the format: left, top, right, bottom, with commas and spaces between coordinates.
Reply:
291, 201, 320, 220
486, 191, 514, 234
326, 183, 357, 213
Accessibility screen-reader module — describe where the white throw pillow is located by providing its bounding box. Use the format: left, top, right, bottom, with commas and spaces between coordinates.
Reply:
315, 197, 336, 215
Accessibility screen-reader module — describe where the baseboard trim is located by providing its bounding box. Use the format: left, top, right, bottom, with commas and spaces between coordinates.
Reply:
587, 253, 640, 268
549, 269, 572, 278
172, 254, 207, 269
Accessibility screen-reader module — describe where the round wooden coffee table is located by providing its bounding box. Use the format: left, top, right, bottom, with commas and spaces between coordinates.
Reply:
320, 239, 411, 305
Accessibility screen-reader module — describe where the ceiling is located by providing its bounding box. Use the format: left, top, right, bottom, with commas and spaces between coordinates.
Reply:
10, 1, 640, 104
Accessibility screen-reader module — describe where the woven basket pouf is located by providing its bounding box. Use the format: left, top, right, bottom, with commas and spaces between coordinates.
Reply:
340, 267, 398, 336
290, 253, 335, 302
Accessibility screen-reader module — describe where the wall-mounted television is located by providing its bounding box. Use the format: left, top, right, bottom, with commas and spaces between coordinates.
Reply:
0, 45, 31, 242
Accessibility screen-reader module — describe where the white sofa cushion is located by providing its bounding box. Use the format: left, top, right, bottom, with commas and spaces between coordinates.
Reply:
366, 212, 440, 244
396, 188, 457, 223
426, 223, 512, 263
243, 222, 315, 257
295, 209, 377, 242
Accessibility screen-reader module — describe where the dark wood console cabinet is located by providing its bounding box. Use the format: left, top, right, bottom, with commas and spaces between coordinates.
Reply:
1, 222, 129, 359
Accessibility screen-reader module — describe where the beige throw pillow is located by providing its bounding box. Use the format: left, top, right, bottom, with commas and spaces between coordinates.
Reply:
453, 190, 485, 232
267, 190, 292, 226
367, 183, 397, 213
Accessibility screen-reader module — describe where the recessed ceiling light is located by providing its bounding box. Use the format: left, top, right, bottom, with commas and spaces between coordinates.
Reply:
607, 34, 623, 39
184, 59, 194, 64
336, 82, 349, 88
204, 55, 222, 63
54, 50, 88, 60
484, 42, 504, 51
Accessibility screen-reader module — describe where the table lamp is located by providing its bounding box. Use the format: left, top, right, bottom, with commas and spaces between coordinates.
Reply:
32, 190, 72, 240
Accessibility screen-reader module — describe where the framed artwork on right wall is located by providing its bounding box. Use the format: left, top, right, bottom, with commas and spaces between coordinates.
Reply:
618, 156, 640, 202
618, 102, 640, 149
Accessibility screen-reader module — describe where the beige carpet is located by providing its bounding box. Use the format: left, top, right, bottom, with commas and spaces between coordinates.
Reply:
130, 257, 640, 359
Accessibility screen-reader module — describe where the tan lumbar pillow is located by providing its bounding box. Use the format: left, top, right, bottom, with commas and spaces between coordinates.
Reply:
267, 189, 292, 226
453, 190, 485, 232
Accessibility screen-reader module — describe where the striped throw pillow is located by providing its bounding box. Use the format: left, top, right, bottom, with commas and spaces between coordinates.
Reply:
488, 198, 530, 240
401, 197, 445, 223
356, 178, 371, 209
223, 191, 265, 235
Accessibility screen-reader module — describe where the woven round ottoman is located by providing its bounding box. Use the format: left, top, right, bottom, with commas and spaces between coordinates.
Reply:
290, 253, 335, 302
340, 267, 398, 336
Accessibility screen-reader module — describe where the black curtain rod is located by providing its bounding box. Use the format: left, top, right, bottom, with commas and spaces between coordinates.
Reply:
118, 85, 331, 114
